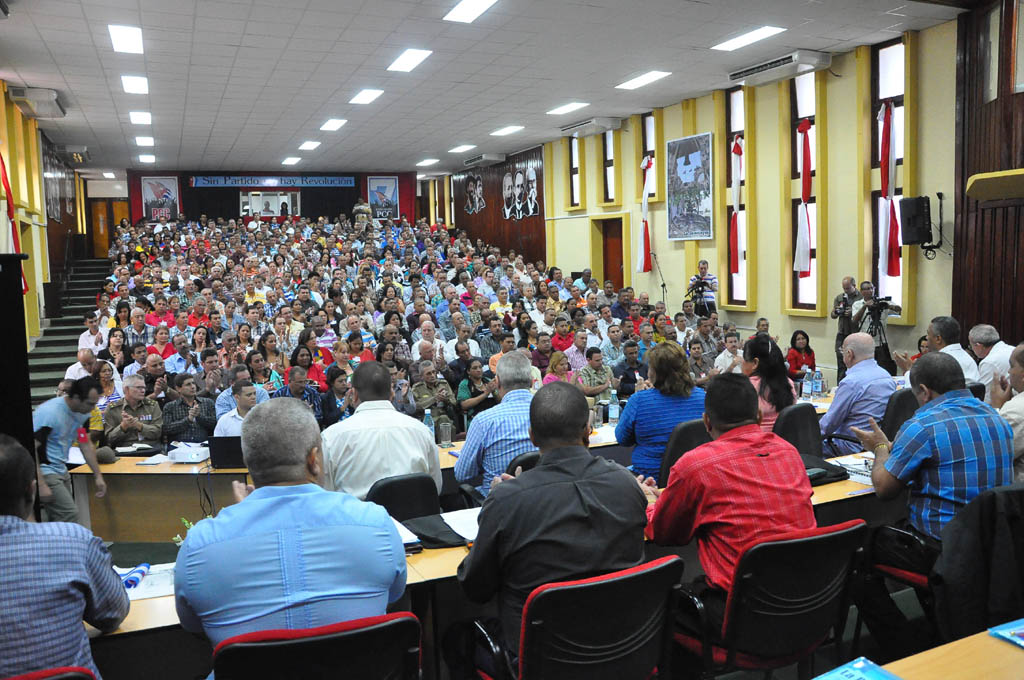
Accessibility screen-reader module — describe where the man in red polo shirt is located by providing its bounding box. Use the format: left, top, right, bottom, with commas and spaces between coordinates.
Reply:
640, 373, 815, 641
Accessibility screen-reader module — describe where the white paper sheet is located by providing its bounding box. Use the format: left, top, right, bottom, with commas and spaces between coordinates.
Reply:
391, 517, 420, 546
67, 447, 86, 466
136, 454, 170, 465
441, 508, 482, 543
832, 454, 874, 485
590, 424, 617, 445
114, 563, 176, 601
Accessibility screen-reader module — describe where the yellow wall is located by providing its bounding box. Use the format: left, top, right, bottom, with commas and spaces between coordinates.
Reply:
537, 20, 956, 382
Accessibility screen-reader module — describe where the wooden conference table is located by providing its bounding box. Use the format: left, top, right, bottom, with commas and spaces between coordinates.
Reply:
883, 630, 1023, 679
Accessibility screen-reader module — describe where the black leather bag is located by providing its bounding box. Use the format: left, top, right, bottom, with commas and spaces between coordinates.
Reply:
800, 454, 849, 487
402, 514, 469, 549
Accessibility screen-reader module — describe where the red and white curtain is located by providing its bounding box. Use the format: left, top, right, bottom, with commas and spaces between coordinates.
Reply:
728, 135, 744, 274
0, 151, 28, 295
793, 119, 812, 278
878, 101, 901, 277
635, 155, 653, 273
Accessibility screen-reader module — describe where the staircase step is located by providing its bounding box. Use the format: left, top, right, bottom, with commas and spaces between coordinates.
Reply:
50, 317, 86, 327
29, 358, 73, 371
35, 336, 80, 348
31, 386, 56, 405
30, 370, 67, 388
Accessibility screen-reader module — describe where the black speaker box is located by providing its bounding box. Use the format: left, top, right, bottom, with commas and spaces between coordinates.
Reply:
899, 196, 931, 245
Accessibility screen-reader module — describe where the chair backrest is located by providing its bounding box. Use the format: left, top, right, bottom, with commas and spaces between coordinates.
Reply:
966, 381, 986, 401
365, 473, 440, 522
6, 669, 96, 680
506, 451, 540, 475
722, 520, 867, 660
660, 420, 711, 484
771, 403, 823, 458
213, 612, 420, 680
880, 388, 919, 441
518, 556, 684, 680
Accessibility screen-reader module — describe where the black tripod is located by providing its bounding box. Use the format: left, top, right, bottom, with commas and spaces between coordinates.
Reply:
866, 303, 897, 375
686, 279, 714, 318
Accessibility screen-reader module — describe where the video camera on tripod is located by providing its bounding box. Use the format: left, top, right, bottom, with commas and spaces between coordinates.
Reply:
686, 278, 714, 317
865, 295, 893, 343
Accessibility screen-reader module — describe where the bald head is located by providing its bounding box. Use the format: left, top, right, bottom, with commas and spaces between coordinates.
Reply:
842, 332, 876, 367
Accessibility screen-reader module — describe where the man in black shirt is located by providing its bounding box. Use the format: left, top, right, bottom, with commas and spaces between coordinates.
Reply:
613, 341, 649, 398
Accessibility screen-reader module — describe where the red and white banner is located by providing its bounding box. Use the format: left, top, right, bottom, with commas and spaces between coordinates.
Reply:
878, 102, 901, 276
0, 151, 28, 294
635, 155, 653, 273
793, 118, 812, 279
729, 135, 744, 275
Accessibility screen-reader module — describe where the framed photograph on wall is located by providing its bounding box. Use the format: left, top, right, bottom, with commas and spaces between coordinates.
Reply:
367, 176, 399, 220
666, 132, 713, 241
141, 176, 181, 222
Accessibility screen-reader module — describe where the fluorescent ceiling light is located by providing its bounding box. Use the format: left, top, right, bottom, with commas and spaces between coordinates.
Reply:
417, 174, 426, 179
121, 75, 149, 94
129, 111, 151, 125
298, 141, 321, 150
615, 71, 671, 90
349, 89, 383, 104
711, 26, 787, 51
103, 172, 115, 179
108, 25, 143, 54
547, 102, 590, 115
139, 154, 155, 163
320, 118, 347, 131
449, 144, 476, 153
444, 0, 499, 23
135, 136, 154, 146
490, 125, 523, 136
416, 158, 440, 166
388, 48, 432, 72
281, 157, 301, 165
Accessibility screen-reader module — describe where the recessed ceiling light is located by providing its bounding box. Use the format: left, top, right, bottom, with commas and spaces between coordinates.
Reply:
417, 174, 426, 179
121, 75, 149, 94
546, 102, 590, 115
349, 89, 383, 104
298, 141, 321, 150
615, 71, 671, 90
282, 157, 301, 165
129, 111, 151, 125
320, 118, 347, 131
449, 144, 477, 153
388, 48, 433, 72
444, 0, 499, 23
135, 136, 154, 146
139, 154, 155, 163
711, 26, 787, 51
416, 159, 440, 166
108, 25, 143, 54
490, 125, 524, 136
103, 172, 115, 179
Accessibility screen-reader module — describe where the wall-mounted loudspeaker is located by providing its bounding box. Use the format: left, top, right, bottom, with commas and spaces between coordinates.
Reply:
899, 196, 931, 245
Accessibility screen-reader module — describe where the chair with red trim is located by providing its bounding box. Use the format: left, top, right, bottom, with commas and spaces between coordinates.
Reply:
472, 555, 685, 680
675, 519, 867, 680
5, 669, 96, 680
211, 612, 420, 680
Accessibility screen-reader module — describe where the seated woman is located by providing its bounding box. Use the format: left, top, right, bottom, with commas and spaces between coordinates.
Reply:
785, 330, 816, 382
98, 328, 129, 372
297, 328, 334, 366
615, 342, 706, 485
742, 333, 797, 432
320, 364, 354, 429
257, 330, 288, 375
542, 351, 574, 385
346, 331, 376, 366
457, 358, 499, 427
286, 345, 328, 393
327, 339, 355, 377
246, 349, 284, 392
146, 325, 175, 359
93, 360, 123, 414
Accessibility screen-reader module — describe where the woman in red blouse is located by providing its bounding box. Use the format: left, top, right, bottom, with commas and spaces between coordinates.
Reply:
785, 330, 816, 381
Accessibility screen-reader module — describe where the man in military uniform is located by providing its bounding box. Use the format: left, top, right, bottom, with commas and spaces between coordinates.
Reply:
104, 374, 165, 451
412, 360, 457, 431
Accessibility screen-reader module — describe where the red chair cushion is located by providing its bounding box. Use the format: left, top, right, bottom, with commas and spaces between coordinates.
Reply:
673, 632, 826, 670
6, 668, 96, 680
213, 612, 418, 655
873, 563, 930, 588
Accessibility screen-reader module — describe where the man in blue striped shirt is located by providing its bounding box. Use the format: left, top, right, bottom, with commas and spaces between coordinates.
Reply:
454, 352, 534, 497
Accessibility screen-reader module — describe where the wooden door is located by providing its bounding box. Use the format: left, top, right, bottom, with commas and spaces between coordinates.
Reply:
601, 218, 624, 290
111, 200, 129, 229
90, 200, 109, 258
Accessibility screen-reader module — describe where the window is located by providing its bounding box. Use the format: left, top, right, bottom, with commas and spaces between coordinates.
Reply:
872, 40, 905, 166
641, 112, 656, 197
726, 205, 748, 305
791, 199, 818, 310
448, 176, 455, 228
725, 87, 745, 185
790, 72, 816, 178
871, 190, 904, 309
602, 130, 615, 203
983, 5, 1001, 102
569, 136, 580, 207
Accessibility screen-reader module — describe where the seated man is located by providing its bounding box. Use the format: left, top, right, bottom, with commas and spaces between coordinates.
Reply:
0, 435, 128, 677
850, 351, 1014, 658
454, 352, 535, 497
174, 398, 406, 647
213, 381, 258, 437
819, 332, 897, 454
612, 340, 649, 398
412, 360, 457, 427
321, 361, 441, 500
990, 342, 1024, 481
642, 373, 815, 644
449, 382, 647, 674
968, 323, 1015, 403
270, 365, 323, 425
104, 374, 164, 451
163, 373, 217, 443
215, 364, 271, 418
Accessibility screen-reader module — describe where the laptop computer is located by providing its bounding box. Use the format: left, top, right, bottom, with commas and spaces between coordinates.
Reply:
208, 436, 245, 469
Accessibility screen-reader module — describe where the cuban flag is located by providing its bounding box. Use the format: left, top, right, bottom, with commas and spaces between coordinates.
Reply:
636, 155, 653, 274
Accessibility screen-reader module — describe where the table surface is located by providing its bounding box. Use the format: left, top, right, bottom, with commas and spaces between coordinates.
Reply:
884, 631, 1023, 679
70, 458, 247, 476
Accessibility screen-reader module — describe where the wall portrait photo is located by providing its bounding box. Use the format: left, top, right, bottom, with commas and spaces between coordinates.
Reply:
463, 173, 486, 214
666, 132, 713, 241
141, 176, 181, 222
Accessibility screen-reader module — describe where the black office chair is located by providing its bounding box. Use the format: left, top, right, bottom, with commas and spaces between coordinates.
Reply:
773, 403, 824, 458
879, 388, 920, 441
213, 613, 420, 680
6, 670, 97, 680
473, 556, 685, 679
675, 520, 867, 679
505, 451, 540, 475
966, 381, 986, 401
659, 419, 711, 485
365, 473, 441, 521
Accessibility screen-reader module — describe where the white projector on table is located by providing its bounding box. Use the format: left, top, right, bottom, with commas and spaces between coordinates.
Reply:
169, 447, 210, 464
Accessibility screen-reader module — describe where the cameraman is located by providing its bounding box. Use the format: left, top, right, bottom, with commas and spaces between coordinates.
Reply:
830, 276, 859, 382
851, 281, 901, 375
687, 260, 718, 316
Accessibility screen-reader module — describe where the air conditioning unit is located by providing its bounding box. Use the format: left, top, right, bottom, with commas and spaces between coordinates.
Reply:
559, 117, 620, 138
55, 145, 90, 164
463, 153, 506, 168
8, 87, 66, 119
729, 50, 832, 87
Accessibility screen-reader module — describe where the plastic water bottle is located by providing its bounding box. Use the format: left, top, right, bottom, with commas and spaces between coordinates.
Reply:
608, 390, 620, 425
423, 411, 435, 442
812, 370, 823, 398
801, 376, 812, 398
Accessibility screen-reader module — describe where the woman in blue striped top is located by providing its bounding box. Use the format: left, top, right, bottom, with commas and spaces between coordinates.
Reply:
615, 342, 706, 484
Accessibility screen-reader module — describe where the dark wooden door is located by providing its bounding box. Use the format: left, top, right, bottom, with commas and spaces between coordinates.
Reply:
601, 218, 623, 290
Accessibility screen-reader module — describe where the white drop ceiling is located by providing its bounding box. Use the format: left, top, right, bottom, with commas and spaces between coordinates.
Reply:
0, 0, 960, 178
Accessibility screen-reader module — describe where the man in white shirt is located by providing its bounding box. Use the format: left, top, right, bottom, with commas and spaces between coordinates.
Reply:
65, 349, 98, 381
444, 323, 481, 359
213, 382, 257, 437
320, 362, 441, 500
582, 314, 603, 349
901, 315, 980, 385
713, 331, 744, 374
968, 324, 1015, 403
990, 342, 1024, 482
850, 281, 902, 375
78, 314, 108, 352
411, 321, 445, 362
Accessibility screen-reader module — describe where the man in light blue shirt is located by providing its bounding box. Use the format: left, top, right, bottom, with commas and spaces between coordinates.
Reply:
163, 334, 200, 375
455, 352, 535, 497
215, 365, 270, 418
175, 398, 406, 651
820, 333, 897, 454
